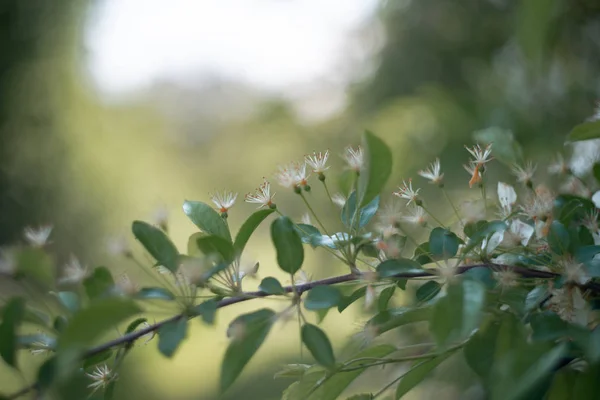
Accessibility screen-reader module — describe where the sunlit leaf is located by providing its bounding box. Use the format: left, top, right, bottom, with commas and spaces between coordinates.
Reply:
271, 216, 304, 274
301, 323, 336, 369
182, 200, 232, 242
357, 130, 392, 207
341, 192, 380, 229
132, 221, 180, 272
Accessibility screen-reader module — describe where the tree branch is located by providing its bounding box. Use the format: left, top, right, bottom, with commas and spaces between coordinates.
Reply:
6, 262, 599, 399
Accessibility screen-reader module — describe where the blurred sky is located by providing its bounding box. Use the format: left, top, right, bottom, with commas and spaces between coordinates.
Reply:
86, 0, 379, 97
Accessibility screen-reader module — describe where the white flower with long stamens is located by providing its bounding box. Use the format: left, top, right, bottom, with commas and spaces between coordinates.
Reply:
210, 190, 238, 213
274, 162, 309, 189
401, 206, 427, 226
418, 158, 444, 185
59, 255, 88, 285
583, 210, 599, 233
245, 179, 276, 209
393, 179, 420, 206
494, 268, 519, 289
343, 146, 363, 172
377, 201, 404, 227
332, 193, 346, 208
305, 150, 330, 173
465, 144, 493, 165
24, 226, 53, 247
86, 364, 117, 394
497, 182, 517, 217
548, 153, 568, 175
562, 258, 590, 285
511, 162, 537, 184
520, 185, 554, 220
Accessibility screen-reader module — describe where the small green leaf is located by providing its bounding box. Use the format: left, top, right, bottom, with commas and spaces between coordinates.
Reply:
82, 349, 113, 369
125, 318, 148, 334
367, 307, 431, 335
395, 351, 456, 399
548, 221, 570, 255
56, 291, 79, 313
593, 163, 600, 184
0, 298, 25, 368
132, 221, 180, 272
525, 286, 549, 312
301, 323, 336, 369
259, 277, 286, 295
182, 200, 232, 242
530, 311, 569, 342
377, 258, 426, 278
464, 220, 488, 238
273, 363, 311, 379
193, 299, 219, 324
416, 281, 441, 303
136, 287, 175, 301
338, 287, 367, 312
413, 242, 434, 265
271, 217, 304, 274
357, 130, 393, 207
295, 224, 322, 248
157, 318, 187, 358
429, 228, 459, 260
84, 267, 115, 300
567, 120, 600, 142
220, 309, 275, 392
378, 286, 395, 311
341, 192, 380, 228
234, 208, 275, 255
304, 286, 342, 310
346, 395, 373, 400
195, 234, 235, 262
430, 279, 485, 347
58, 298, 141, 349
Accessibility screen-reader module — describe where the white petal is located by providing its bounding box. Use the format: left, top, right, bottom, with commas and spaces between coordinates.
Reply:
510, 219, 534, 246
497, 182, 517, 212
592, 190, 600, 208
483, 231, 504, 254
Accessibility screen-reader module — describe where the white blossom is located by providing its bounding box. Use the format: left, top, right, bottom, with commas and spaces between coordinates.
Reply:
210, 190, 238, 213
24, 226, 53, 247
245, 179, 276, 208
418, 158, 444, 185
343, 146, 364, 172
393, 179, 420, 206
86, 364, 117, 395
305, 150, 330, 173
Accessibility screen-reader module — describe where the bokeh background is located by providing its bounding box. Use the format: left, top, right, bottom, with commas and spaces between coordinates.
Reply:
2, 0, 600, 398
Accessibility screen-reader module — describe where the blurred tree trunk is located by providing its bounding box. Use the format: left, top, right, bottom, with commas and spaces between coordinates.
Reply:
0, 1, 88, 248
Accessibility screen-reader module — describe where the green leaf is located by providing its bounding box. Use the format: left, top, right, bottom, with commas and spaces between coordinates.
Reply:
135, 287, 175, 301
16, 248, 55, 288
413, 242, 433, 265
194, 234, 235, 262
378, 286, 395, 311
430, 279, 486, 347
304, 286, 342, 310
464, 220, 488, 238
462, 267, 496, 289
259, 277, 286, 295
593, 163, 600, 184
57, 291, 79, 313
553, 195, 596, 226
525, 286, 548, 312
234, 208, 275, 255
346, 395, 373, 400
220, 309, 275, 392
341, 192, 380, 228
82, 349, 113, 369
0, 298, 25, 368
274, 363, 312, 379
395, 351, 456, 399
429, 228, 459, 260
357, 130, 393, 207
367, 307, 431, 335
271, 216, 304, 274
377, 258, 426, 278
567, 120, 600, 142
157, 318, 187, 358
58, 298, 141, 349
125, 318, 148, 334
338, 287, 367, 312
587, 328, 600, 363
530, 311, 569, 341
182, 200, 232, 242
132, 221, 180, 272
548, 221, 571, 255
295, 224, 322, 248
416, 281, 441, 303
473, 127, 523, 165
192, 299, 219, 324
301, 323, 336, 369
84, 267, 115, 300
